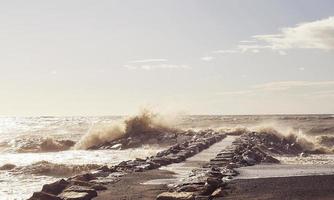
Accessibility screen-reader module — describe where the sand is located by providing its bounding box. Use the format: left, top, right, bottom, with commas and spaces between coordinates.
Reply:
225, 174, 334, 200
94, 169, 175, 200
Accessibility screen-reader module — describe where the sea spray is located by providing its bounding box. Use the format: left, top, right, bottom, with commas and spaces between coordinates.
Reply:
74, 110, 176, 150
219, 122, 333, 153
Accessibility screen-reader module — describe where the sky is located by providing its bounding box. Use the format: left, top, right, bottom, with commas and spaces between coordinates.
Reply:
0, 0, 334, 116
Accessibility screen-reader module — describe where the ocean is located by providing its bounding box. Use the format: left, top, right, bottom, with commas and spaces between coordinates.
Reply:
0, 114, 333, 199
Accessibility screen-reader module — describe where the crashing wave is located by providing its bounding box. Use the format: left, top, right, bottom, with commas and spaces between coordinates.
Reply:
9, 137, 75, 153
220, 125, 333, 153
75, 110, 177, 150
12, 161, 100, 177
0, 163, 16, 170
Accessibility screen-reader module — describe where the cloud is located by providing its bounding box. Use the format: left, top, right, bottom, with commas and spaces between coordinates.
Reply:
201, 56, 214, 61
217, 81, 334, 98
252, 81, 334, 91
124, 64, 190, 70
243, 16, 334, 53
128, 59, 168, 63
125, 58, 189, 70
214, 16, 334, 55
254, 17, 334, 50
212, 50, 238, 54
216, 90, 254, 96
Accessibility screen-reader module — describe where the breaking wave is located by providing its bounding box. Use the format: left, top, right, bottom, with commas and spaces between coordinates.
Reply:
220, 123, 334, 153
12, 161, 100, 177
8, 137, 75, 153
74, 110, 175, 149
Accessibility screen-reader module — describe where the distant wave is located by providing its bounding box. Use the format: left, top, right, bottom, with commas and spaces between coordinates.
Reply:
8, 138, 75, 153
220, 124, 333, 153
11, 161, 100, 177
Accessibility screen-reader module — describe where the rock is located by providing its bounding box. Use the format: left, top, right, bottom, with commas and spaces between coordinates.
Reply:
69, 180, 92, 187
176, 184, 204, 192
60, 185, 97, 200
151, 157, 172, 166
206, 177, 221, 187
194, 196, 209, 200
211, 188, 225, 197
58, 191, 96, 200
91, 184, 107, 191
64, 185, 97, 195
28, 192, 56, 200
71, 173, 96, 182
110, 143, 122, 150
42, 179, 69, 195
156, 192, 195, 200
0, 163, 16, 170
97, 165, 112, 172
242, 155, 256, 165
28, 191, 62, 200
263, 155, 280, 163
300, 152, 310, 157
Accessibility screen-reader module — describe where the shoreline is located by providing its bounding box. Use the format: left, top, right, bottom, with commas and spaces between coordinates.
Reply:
27, 130, 334, 200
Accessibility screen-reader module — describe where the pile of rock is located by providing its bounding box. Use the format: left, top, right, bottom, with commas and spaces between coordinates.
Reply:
29, 130, 226, 200
155, 131, 303, 200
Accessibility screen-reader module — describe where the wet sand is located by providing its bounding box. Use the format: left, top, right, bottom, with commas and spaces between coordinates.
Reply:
94, 169, 174, 200
225, 174, 334, 200
236, 164, 334, 179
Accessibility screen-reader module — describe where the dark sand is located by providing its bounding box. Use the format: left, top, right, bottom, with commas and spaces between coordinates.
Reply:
225, 175, 334, 200
94, 169, 174, 200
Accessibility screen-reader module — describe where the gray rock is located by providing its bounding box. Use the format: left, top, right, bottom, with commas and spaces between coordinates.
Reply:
42, 179, 69, 195
156, 192, 195, 200
58, 191, 96, 200
28, 191, 62, 200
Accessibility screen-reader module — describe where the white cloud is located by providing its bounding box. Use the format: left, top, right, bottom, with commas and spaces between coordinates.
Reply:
252, 81, 334, 91
253, 16, 334, 51
216, 90, 254, 96
218, 16, 334, 55
201, 56, 214, 61
216, 81, 334, 97
124, 64, 190, 70
298, 67, 305, 71
129, 58, 168, 63
212, 49, 238, 54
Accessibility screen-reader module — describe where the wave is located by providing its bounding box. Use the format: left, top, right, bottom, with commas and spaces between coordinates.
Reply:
219, 123, 333, 153
316, 135, 334, 148
0, 163, 16, 170
9, 138, 75, 153
74, 109, 176, 149
12, 161, 100, 177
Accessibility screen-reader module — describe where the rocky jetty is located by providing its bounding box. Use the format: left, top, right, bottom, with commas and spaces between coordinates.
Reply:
28, 130, 226, 200
154, 131, 317, 200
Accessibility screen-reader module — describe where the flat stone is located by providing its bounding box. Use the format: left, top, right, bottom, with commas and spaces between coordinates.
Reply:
58, 191, 96, 200
156, 192, 195, 200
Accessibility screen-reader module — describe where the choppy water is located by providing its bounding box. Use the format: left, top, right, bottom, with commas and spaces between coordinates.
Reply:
0, 115, 333, 200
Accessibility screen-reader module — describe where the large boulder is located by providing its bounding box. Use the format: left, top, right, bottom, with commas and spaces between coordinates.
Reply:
28, 191, 61, 200
42, 179, 69, 195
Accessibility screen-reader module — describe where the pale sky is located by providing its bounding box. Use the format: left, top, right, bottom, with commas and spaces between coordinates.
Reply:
0, 0, 334, 116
